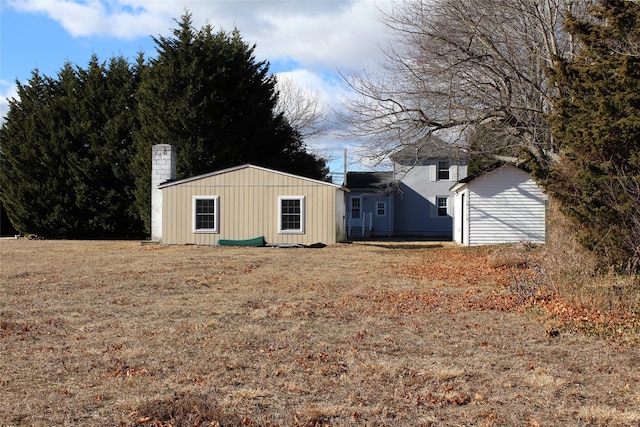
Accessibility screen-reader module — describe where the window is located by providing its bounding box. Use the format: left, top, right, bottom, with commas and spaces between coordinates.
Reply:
376, 201, 386, 216
437, 196, 449, 217
279, 196, 305, 233
437, 161, 450, 180
193, 196, 219, 233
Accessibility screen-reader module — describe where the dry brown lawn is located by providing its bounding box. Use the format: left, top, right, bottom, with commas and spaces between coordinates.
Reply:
1, 240, 639, 426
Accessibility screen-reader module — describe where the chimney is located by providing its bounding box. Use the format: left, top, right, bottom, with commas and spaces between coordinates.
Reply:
151, 144, 176, 242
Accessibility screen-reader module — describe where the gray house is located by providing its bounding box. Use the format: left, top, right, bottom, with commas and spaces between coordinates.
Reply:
345, 142, 468, 240
345, 172, 397, 238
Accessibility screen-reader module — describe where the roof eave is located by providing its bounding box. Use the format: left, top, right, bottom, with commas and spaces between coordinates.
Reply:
158, 164, 343, 189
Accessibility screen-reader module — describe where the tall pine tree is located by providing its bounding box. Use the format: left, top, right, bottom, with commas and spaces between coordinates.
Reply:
0, 57, 144, 238
1, 13, 328, 238
548, 0, 640, 272
132, 13, 328, 233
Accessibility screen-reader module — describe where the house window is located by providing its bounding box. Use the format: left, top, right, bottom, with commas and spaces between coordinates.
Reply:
279, 196, 305, 233
376, 201, 386, 216
438, 161, 450, 180
436, 196, 449, 217
193, 196, 219, 233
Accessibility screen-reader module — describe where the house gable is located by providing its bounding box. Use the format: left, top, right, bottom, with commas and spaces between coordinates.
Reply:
390, 144, 467, 239
159, 164, 342, 190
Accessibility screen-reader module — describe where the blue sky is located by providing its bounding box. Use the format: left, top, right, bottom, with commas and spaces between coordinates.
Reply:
1, 0, 395, 176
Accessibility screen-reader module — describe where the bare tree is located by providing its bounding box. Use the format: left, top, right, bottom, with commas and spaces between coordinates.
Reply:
275, 74, 328, 140
341, 0, 587, 168
606, 169, 640, 272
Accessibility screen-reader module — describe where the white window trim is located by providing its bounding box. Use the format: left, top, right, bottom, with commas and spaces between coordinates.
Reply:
278, 196, 305, 234
193, 196, 219, 233
376, 201, 386, 216
436, 195, 449, 217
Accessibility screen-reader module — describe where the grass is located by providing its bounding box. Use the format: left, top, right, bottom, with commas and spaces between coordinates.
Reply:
536, 199, 640, 345
1, 239, 639, 426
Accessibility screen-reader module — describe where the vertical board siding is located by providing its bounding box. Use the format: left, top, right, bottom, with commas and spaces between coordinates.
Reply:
335, 191, 346, 242
162, 166, 340, 245
467, 166, 546, 245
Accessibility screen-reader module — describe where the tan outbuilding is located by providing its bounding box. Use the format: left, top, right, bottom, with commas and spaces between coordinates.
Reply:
153, 146, 346, 245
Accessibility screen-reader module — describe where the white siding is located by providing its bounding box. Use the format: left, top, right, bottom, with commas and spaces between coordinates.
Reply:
456, 166, 546, 246
452, 190, 466, 244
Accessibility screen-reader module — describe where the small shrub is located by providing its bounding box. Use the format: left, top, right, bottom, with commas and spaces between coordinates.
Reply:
509, 264, 548, 304
128, 392, 246, 427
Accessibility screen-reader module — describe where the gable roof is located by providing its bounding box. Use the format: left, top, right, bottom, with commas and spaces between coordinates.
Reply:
158, 164, 343, 189
390, 136, 468, 165
345, 171, 396, 192
450, 163, 531, 192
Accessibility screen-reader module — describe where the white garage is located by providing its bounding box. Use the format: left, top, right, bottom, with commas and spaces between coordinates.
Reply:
451, 164, 547, 246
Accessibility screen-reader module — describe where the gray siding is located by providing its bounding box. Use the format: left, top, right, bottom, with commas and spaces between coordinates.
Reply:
392, 161, 467, 238
346, 192, 394, 238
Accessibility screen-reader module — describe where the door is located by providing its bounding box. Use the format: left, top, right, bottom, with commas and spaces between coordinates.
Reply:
372, 199, 391, 236
349, 196, 361, 220
460, 193, 465, 245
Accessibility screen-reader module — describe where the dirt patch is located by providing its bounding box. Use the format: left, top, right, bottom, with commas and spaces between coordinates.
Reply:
1, 240, 638, 426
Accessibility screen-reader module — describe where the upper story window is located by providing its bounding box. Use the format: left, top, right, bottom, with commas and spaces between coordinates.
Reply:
193, 196, 219, 233
437, 161, 450, 180
279, 196, 305, 234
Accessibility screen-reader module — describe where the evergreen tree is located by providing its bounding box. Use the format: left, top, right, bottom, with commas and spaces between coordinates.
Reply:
0, 57, 144, 238
0, 70, 59, 235
132, 13, 328, 233
547, 0, 640, 272
1, 13, 328, 238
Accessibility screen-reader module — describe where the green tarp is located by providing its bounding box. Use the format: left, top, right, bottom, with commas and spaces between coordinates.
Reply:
218, 236, 266, 247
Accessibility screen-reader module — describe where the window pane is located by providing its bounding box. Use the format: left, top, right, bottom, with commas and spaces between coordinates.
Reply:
438, 161, 450, 180
437, 197, 448, 217
196, 199, 214, 214
196, 214, 215, 229
282, 199, 300, 214
281, 199, 301, 230
195, 198, 216, 230
376, 202, 385, 216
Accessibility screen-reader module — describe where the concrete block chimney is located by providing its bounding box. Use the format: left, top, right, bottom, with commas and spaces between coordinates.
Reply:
151, 144, 176, 242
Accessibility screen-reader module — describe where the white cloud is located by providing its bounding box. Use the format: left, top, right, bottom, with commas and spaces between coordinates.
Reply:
4, 0, 394, 171
276, 68, 349, 111
7, 0, 171, 39
7, 0, 391, 70
274, 68, 350, 168
266, 1, 391, 71
0, 80, 19, 125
